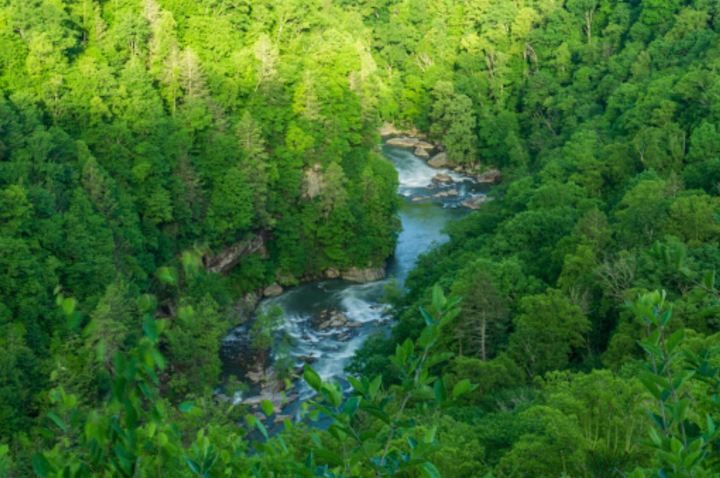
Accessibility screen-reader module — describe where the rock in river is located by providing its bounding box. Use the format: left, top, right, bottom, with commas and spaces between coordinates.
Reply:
476, 168, 502, 184
312, 309, 350, 330
461, 195, 493, 210
434, 189, 459, 199
341, 266, 386, 283
432, 173, 453, 184
386, 137, 419, 149
263, 283, 283, 297
414, 146, 430, 158
428, 152, 449, 168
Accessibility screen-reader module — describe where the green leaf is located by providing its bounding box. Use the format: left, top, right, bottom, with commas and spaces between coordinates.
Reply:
433, 378, 446, 403
32, 454, 52, 477
246, 414, 269, 440
179, 401, 195, 413
47, 412, 67, 432
369, 375, 382, 399
261, 399, 274, 417
342, 396, 360, 417
143, 316, 159, 342
186, 457, 201, 475
347, 375, 365, 394
156, 266, 178, 286
431, 285, 446, 311
451, 379, 477, 399
61, 297, 76, 316
420, 461, 441, 478
304, 366, 322, 392
419, 306, 435, 326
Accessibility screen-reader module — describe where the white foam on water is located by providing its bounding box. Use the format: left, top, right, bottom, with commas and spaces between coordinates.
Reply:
388, 147, 468, 193
338, 282, 387, 323
222, 144, 482, 405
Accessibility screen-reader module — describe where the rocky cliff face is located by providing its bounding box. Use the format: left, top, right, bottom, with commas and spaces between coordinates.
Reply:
204, 234, 267, 274
341, 266, 386, 283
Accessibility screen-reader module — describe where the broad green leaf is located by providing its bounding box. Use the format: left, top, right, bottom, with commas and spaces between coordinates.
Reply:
433, 378, 446, 403
61, 297, 76, 316
47, 412, 66, 432
420, 461, 441, 478
304, 366, 322, 392
261, 399, 274, 417
452, 379, 477, 399
32, 454, 52, 477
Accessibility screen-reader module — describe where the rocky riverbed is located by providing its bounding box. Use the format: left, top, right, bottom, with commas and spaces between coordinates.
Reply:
219, 136, 494, 423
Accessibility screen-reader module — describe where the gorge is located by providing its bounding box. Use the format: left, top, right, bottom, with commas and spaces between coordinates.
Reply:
221, 142, 490, 408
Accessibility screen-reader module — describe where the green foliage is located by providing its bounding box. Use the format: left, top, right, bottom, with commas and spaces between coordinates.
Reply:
3, 0, 720, 475
631, 290, 720, 477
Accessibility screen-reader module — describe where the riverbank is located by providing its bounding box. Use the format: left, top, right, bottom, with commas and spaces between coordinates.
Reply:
218, 140, 493, 421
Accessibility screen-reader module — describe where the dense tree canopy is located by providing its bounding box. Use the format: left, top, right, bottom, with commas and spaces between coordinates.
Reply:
2, 0, 720, 476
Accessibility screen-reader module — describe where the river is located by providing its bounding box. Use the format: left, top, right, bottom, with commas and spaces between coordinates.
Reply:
221, 144, 488, 404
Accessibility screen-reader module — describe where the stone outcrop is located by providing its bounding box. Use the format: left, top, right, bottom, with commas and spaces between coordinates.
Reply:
432, 173, 453, 184
325, 268, 340, 279
434, 189, 459, 199
341, 266, 386, 283
476, 168, 502, 184
379, 122, 422, 138
205, 234, 266, 274
312, 309, 350, 330
386, 137, 419, 149
379, 122, 402, 137
414, 146, 430, 158
461, 195, 493, 210
428, 152, 449, 168
263, 283, 283, 297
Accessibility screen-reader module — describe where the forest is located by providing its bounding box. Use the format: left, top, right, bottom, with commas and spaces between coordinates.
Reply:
1, 0, 719, 476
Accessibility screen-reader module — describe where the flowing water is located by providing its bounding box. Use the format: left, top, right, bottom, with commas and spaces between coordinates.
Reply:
221, 145, 489, 403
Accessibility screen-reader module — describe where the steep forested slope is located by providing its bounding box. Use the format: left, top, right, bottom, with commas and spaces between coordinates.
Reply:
353, 0, 720, 475
1, 0, 720, 476
0, 0, 399, 443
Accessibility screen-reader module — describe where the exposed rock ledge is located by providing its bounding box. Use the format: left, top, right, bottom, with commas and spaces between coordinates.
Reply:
379, 122, 423, 139
205, 234, 266, 274
341, 266, 386, 283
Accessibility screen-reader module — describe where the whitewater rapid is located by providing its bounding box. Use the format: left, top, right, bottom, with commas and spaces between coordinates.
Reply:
222, 145, 487, 401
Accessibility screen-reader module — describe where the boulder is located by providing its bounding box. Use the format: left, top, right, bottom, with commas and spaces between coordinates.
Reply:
341, 266, 386, 283
434, 189, 459, 199
263, 283, 283, 297
411, 196, 429, 203
432, 173, 453, 184
476, 168, 502, 184
312, 309, 349, 330
379, 122, 401, 138
414, 146, 430, 158
386, 137, 420, 149
428, 152, 449, 168
325, 268, 340, 279
461, 195, 493, 210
